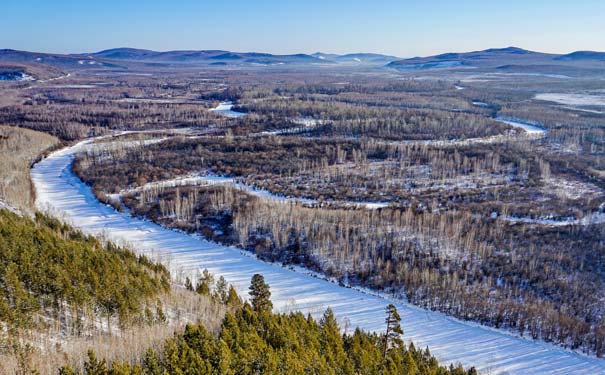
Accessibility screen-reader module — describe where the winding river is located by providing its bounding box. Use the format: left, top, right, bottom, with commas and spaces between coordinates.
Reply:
31, 137, 605, 375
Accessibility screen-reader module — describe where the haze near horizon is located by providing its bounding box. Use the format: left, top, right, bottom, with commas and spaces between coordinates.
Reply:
2, 0, 604, 57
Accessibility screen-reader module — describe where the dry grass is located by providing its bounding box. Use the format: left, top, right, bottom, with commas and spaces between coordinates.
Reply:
0, 125, 60, 212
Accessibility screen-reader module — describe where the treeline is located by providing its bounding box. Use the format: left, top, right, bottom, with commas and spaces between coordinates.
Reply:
0, 99, 223, 140
59, 274, 475, 375
238, 97, 508, 140
73, 135, 530, 205
73, 136, 361, 194
0, 209, 169, 333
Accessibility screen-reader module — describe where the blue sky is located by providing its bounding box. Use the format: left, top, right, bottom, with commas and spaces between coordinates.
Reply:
2, 0, 604, 57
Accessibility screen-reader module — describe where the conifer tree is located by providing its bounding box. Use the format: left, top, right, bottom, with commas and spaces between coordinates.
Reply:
196, 280, 210, 296
196, 269, 214, 296
83, 350, 108, 375
249, 274, 272, 313
215, 276, 228, 302
226, 285, 242, 308
142, 348, 162, 375
384, 304, 403, 358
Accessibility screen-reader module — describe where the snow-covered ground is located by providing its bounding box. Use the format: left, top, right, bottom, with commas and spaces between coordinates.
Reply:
494, 117, 547, 136
39, 84, 97, 89
0, 199, 20, 215
253, 117, 322, 136
485, 73, 572, 79
31, 139, 605, 375
503, 211, 605, 226
209, 101, 247, 118
535, 93, 605, 107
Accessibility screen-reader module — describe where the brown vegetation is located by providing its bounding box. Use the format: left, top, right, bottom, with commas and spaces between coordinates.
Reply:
0, 125, 59, 212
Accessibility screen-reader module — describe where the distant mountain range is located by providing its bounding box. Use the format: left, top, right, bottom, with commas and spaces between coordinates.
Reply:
0, 47, 603, 74
387, 47, 605, 70
85, 48, 335, 65
0, 48, 401, 70
87, 49, 405, 66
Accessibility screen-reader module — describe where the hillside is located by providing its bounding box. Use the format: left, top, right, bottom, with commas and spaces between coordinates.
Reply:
0, 126, 60, 212
0, 48, 400, 69
59, 277, 475, 375
387, 46, 605, 71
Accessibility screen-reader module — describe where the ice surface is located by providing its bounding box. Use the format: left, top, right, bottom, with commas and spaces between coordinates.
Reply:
30, 140, 605, 375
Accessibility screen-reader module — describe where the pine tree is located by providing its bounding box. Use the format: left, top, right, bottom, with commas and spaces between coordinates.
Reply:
215, 276, 228, 302
142, 348, 162, 375
155, 300, 166, 324
83, 350, 108, 375
226, 285, 242, 309
58, 366, 77, 375
196, 269, 214, 296
196, 281, 210, 296
401, 351, 418, 375
383, 304, 403, 358
249, 274, 272, 313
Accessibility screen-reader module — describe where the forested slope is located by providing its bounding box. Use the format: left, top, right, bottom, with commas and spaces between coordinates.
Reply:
60, 275, 476, 375
0, 209, 170, 331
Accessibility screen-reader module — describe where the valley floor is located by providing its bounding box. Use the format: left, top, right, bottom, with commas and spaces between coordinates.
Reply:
31, 138, 605, 375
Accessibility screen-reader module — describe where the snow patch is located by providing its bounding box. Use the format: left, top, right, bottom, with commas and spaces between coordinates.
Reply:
535, 93, 605, 107
209, 101, 247, 118
494, 117, 547, 136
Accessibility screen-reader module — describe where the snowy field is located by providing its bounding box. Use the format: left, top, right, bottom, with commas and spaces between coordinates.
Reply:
494, 117, 547, 136
30, 139, 605, 375
535, 93, 605, 107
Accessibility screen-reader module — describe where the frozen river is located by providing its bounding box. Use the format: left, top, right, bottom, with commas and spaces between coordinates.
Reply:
30, 139, 605, 375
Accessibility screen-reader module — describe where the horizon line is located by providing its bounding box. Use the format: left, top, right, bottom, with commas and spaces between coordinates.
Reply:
3, 45, 605, 60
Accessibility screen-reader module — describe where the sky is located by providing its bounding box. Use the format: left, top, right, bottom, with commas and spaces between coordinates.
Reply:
2, 0, 604, 57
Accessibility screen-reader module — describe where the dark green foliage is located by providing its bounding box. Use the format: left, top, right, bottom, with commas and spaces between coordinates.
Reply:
64, 303, 474, 375
226, 285, 242, 309
0, 209, 170, 331
195, 269, 214, 296
248, 273, 272, 313
384, 303, 404, 356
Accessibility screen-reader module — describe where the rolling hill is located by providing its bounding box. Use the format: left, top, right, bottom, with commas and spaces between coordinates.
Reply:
387, 46, 605, 71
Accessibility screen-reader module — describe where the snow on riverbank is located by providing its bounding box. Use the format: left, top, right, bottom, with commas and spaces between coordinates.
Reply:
209, 101, 247, 118
31, 139, 605, 375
